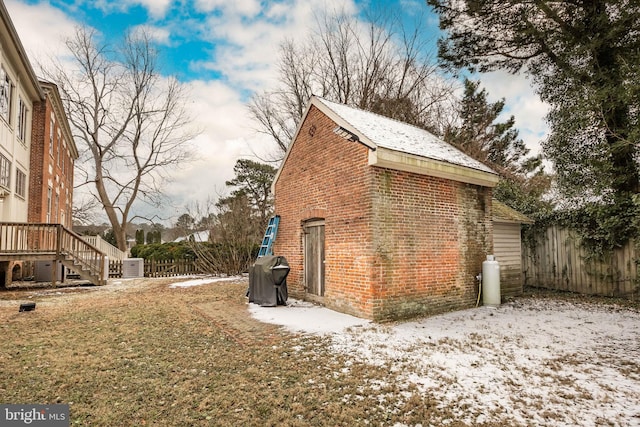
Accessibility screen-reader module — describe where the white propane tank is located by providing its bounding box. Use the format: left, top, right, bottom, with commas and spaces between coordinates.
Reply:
482, 255, 501, 306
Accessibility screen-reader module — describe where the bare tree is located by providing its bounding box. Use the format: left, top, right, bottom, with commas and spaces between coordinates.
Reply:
45, 27, 197, 250
249, 8, 457, 157
179, 194, 260, 276
70, 197, 100, 226
179, 159, 275, 275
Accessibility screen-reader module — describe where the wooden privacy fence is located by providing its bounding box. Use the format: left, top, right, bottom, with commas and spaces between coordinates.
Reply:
522, 226, 639, 299
109, 259, 203, 278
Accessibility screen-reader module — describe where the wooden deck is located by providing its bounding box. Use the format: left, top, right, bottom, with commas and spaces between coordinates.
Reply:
0, 222, 107, 286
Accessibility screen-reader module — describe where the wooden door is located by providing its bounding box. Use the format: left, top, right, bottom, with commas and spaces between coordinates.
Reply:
304, 220, 325, 297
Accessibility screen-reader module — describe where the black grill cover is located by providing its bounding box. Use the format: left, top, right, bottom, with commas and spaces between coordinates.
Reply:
248, 255, 289, 307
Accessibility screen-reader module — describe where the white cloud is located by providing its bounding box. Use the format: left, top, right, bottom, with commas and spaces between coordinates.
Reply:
90, 0, 172, 20
195, 0, 262, 17
4, 0, 552, 225
130, 24, 171, 45
3, 0, 274, 224
198, 0, 359, 90
4, 0, 79, 71
157, 79, 276, 222
478, 70, 549, 155
135, 0, 172, 19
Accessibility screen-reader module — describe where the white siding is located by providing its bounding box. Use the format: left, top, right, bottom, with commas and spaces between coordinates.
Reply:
493, 222, 524, 297
0, 53, 31, 222
0, 8, 40, 223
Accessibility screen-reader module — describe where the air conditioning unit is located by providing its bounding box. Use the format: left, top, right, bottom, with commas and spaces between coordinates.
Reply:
34, 260, 66, 282
122, 258, 144, 278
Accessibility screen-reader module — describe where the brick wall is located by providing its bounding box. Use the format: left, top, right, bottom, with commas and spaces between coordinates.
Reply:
274, 105, 493, 321
28, 88, 75, 228
273, 106, 373, 317
370, 168, 492, 320
27, 99, 46, 223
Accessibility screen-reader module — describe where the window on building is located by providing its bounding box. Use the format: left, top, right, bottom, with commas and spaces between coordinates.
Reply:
0, 68, 12, 123
17, 98, 28, 142
46, 187, 52, 223
15, 168, 26, 198
0, 153, 10, 189
54, 193, 59, 223
49, 117, 55, 156
57, 129, 61, 166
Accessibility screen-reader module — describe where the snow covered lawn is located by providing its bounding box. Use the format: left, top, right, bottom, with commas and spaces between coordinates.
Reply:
249, 296, 640, 426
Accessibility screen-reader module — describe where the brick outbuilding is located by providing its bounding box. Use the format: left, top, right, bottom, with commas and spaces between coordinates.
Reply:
272, 97, 500, 321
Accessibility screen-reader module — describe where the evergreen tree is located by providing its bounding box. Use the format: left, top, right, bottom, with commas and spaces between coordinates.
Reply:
445, 79, 550, 216
445, 79, 532, 177
101, 229, 117, 247
428, 0, 640, 201
175, 214, 195, 232
429, 0, 640, 249
225, 159, 277, 226
146, 230, 161, 244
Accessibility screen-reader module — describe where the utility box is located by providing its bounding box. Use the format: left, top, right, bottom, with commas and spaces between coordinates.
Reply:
102, 256, 110, 281
34, 260, 66, 282
122, 258, 144, 278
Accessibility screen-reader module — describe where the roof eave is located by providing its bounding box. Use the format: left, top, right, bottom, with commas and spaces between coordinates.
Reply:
493, 218, 535, 224
369, 146, 500, 188
272, 95, 376, 193
492, 199, 535, 224
271, 100, 314, 193
39, 81, 79, 159
0, 2, 44, 101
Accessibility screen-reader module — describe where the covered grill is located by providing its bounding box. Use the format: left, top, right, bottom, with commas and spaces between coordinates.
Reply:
248, 255, 289, 307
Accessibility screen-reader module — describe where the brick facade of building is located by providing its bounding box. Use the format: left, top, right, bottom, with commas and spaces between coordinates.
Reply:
28, 81, 76, 228
273, 101, 495, 321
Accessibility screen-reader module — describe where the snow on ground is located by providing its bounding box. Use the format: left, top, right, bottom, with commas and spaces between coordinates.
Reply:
249, 297, 640, 427
249, 299, 371, 334
167, 276, 241, 288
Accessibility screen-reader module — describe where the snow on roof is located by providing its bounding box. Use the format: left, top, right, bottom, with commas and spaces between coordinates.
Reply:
315, 96, 496, 175
173, 230, 210, 243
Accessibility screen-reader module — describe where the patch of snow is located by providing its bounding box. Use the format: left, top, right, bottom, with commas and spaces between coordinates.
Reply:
168, 276, 241, 288
248, 298, 370, 335
249, 297, 640, 426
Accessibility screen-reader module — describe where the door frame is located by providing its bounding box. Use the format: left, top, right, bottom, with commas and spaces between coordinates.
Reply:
303, 219, 325, 302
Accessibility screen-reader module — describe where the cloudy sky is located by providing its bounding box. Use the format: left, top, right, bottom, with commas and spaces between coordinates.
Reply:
5, 0, 548, 226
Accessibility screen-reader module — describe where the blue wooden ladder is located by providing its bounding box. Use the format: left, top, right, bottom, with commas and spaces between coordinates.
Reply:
257, 215, 280, 258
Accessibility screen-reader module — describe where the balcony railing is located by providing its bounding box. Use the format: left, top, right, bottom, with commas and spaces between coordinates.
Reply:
0, 222, 107, 286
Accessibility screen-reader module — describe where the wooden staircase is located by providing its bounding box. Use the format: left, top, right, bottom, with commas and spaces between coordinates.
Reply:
0, 222, 108, 286
80, 234, 127, 261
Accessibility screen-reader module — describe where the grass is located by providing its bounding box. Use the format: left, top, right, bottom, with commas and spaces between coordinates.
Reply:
0, 278, 475, 426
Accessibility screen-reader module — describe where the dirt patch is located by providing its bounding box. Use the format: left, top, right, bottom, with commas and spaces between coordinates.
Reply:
194, 301, 286, 346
